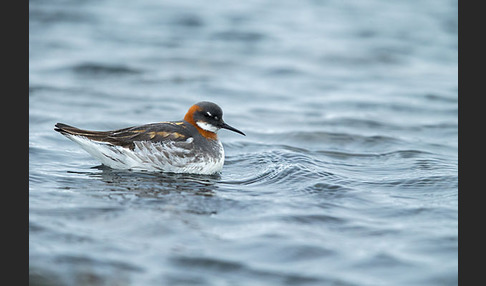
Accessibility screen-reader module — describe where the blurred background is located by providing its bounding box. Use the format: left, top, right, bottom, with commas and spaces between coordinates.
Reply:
30, 0, 457, 285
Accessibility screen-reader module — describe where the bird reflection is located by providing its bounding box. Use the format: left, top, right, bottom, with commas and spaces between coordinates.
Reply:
69, 165, 220, 198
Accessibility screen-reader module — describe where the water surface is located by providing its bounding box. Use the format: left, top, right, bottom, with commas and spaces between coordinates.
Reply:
30, 0, 458, 285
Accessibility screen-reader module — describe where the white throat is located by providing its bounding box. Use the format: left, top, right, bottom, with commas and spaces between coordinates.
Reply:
196, 121, 220, 133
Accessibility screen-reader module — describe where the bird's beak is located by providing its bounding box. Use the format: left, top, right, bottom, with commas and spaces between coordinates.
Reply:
220, 122, 246, 136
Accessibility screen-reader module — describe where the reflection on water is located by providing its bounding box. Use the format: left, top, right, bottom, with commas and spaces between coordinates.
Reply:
85, 165, 219, 197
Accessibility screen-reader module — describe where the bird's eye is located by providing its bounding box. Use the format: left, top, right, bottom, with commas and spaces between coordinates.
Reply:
204, 113, 211, 118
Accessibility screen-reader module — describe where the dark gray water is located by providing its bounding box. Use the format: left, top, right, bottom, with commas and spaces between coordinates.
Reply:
29, 0, 458, 285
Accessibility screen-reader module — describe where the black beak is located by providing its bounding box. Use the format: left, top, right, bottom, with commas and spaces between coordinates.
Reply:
220, 122, 246, 136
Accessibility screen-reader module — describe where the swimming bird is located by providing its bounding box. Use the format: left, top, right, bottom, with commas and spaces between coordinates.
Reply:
54, 101, 245, 174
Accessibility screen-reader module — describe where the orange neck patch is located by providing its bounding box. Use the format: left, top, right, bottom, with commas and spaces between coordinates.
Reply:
184, 104, 218, 140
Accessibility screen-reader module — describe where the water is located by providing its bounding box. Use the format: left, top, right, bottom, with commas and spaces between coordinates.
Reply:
29, 0, 458, 285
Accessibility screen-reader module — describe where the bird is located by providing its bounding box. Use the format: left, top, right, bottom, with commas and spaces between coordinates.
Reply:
54, 101, 245, 175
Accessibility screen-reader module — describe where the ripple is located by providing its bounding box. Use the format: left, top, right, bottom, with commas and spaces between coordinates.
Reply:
352, 252, 414, 269
29, 5, 93, 24
71, 63, 143, 76
170, 13, 205, 28
171, 256, 244, 272
315, 149, 431, 160
211, 30, 267, 42
253, 131, 405, 152
169, 255, 345, 285
366, 174, 458, 191
223, 150, 338, 187
301, 182, 352, 196
280, 213, 345, 225
31, 206, 124, 221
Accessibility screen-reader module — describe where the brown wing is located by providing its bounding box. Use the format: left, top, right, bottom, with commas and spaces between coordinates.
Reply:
55, 122, 192, 150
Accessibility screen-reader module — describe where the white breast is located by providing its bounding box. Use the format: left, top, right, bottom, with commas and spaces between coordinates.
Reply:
64, 134, 225, 175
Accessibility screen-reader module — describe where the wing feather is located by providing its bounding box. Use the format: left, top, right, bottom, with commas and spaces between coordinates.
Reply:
54, 122, 192, 150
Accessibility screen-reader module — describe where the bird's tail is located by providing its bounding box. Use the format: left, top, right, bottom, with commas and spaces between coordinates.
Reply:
54, 123, 110, 139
